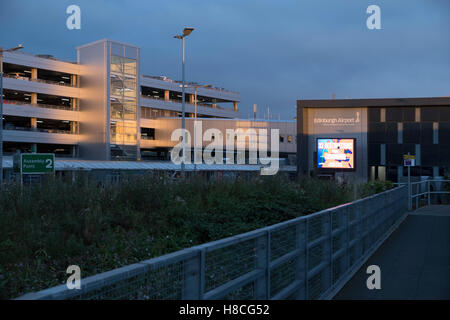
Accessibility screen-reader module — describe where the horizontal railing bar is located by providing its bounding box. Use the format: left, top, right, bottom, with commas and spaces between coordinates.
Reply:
332, 247, 347, 262
203, 269, 263, 300
331, 226, 346, 238
269, 248, 303, 270
270, 280, 303, 300
307, 235, 329, 249
16, 261, 150, 300
307, 261, 328, 280
194, 229, 266, 252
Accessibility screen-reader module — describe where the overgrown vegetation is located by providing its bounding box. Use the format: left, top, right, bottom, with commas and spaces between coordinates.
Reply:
0, 174, 393, 299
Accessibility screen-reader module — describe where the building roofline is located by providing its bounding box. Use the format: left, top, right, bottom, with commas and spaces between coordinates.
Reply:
297, 96, 450, 108
76, 38, 140, 50
157, 117, 295, 123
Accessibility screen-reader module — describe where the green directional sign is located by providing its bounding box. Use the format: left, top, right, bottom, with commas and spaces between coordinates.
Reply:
21, 153, 55, 174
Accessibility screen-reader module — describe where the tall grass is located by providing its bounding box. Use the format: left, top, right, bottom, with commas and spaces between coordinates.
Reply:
0, 174, 389, 299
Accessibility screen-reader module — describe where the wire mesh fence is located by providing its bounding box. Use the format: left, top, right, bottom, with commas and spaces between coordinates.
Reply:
18, 186, 408, 300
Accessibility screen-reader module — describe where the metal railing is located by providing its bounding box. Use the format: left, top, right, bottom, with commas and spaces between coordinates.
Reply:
17, 186, 408, 300
3, 99, 74, 111
3, 74, 76, 87
141, 75, 239, 95
140, 95, 230, 111
409, 179, 450, 209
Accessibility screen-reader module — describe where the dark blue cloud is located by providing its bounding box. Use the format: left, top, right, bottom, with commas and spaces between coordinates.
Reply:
1, 0, 449, 119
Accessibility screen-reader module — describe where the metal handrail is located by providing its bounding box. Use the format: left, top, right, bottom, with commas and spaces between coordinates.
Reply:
407, 179, 450, 208
3, 99, 74, 111
140, 94, 230, 111
3, 74, 76, 87
17, 186, 408, 300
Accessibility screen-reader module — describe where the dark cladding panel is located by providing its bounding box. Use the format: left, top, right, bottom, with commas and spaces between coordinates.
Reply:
439, 145, 450, 166
368, 143, 380, 165
420, 122, 433, 145
403, 122, 420, 144
440, 107, 450, 122
421, 107, 439, 122
385, 122, 397, 144
403, 107, 415, 122
421, 144, 438, 166
387, 143, 402, 165
368, 107, 380, 122
386, 107, 402, 122
439, 123, 450, 144
368, 122, 385, 143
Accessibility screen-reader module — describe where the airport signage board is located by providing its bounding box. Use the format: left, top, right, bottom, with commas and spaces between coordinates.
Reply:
21, 153, 55, 174
403, 154, 416, 167
317, 138, 355, 170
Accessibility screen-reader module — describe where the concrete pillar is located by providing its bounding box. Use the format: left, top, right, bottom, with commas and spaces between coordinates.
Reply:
31, 93, 37, 105
233, 101, 238, 111
415, 144, 421, 166
70, 121, 77, 134
415, 107, 421, 122
380, 108, 386, 122
31, 117, 37, 131
70, 74, 77, 87
380, 144, 386, 165
397, 122, 403, 143
433, 166, 439, 178
31, 68, 37, 80
397, 166, 403, 183
212, 99, 217, 108
164, 90, 169, 101
70, 98, 77, 110
433, 122, 439, 144
189, 94, 194, 104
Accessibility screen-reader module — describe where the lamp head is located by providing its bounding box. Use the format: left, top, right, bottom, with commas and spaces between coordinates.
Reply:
183, 27, 194, 36
11, 44, 23, 51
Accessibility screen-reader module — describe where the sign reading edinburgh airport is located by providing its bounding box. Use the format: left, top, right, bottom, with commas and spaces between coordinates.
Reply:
317, 138, 355, 170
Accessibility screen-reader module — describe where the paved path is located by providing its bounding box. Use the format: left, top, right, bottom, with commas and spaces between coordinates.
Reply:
334, 205, 450, 300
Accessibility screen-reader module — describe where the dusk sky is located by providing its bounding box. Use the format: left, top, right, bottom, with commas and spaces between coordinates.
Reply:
1, 0, 450, 119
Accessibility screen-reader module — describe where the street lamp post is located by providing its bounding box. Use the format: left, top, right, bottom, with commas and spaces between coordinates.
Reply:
174, 27, 194, 178
0, 44, 24, 186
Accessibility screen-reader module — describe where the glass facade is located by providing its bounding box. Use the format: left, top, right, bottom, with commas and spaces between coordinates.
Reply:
109, 43, 139, 160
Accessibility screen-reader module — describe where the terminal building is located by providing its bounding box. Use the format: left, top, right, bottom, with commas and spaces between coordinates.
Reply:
297, 97, 450, 183
1, 39, 296, 178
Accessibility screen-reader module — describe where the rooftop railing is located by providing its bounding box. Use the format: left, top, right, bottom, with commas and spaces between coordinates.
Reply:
141, 75, 239, 95
3, 74, 76, 88
140, 95, 232, 112
3, 125, 75, 135
3, 99, 74, 111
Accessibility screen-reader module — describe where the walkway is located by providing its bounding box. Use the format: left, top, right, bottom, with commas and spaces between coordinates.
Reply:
335, 205, 450, 299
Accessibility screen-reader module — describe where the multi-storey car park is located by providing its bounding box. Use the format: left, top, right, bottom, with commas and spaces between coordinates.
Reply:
1, 39, 296, 179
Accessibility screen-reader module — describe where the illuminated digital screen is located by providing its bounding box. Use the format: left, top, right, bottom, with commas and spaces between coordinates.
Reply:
317, 138, 355, 169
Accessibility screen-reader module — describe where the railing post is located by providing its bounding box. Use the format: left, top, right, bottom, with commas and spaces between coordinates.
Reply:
182, 249, 202, 299
305, 218, 309, 299
254, 231, 269, 299
321, 212, 332, 295
295, 220, 307, 299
